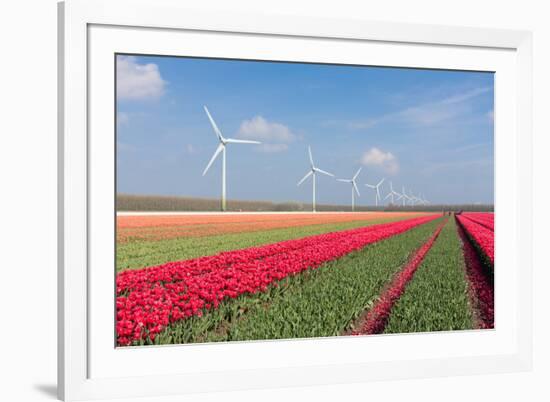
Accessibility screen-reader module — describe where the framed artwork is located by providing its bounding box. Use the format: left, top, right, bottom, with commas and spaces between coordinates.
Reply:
58, 0, 533, 400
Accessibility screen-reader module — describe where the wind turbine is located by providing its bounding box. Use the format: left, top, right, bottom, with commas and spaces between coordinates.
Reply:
403, 186, 414, 205
419, 193, 429, 205
409, 191, 423, 206
415, 192, 426, 205
400, 186, 411, 206
202, 106, 261, 211
365, 178, 385, 206
337, 167, 362, 212
395, 186, 405, 206
297, 146, 334, 212
384, 181, 400, 205
422, 194, 430, 205
421, 193, 429, 205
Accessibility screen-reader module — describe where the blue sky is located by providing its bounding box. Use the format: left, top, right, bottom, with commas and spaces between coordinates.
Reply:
116, 54, 494, 205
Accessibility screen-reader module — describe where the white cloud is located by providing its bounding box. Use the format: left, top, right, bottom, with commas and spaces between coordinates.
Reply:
453, 143, 490, 153
347, 119, 377, 130
360, 147, 399, 175
439, 87, 491, 105
237, 116, 295, 142
349, 86, 492, 130
117, 56, 166, 100
237, 116, 296, 152
422, 158, 492, 174
257, 143, 289, 153
398, 87, 492, 126
400, 104, 461, 126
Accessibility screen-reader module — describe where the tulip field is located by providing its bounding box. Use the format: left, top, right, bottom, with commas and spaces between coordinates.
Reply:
115, 211, 494, 346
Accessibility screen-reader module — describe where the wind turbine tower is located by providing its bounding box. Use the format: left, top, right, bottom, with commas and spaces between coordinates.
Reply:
398, 185, 411, 207
365, 178, 385, 206
202, 106, 261, 211
337, 167, 362, 211
384, 181, 400, 205
297, 146, 334, 212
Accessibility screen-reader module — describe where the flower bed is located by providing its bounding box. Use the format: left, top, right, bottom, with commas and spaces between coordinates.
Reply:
455, 214, 494, 265
461, 212, 494, 232
116, 215, 440, 345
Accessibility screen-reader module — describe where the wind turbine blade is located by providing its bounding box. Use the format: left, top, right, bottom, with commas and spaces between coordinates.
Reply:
377, 178, 385, 187
308, 146, 314, 167
315, 168, 334, 177
297, 170, 313, 186
203, 106, 224, 142
383, 192, 391, 200
202, 143, 224, 176
353, 182, 360, 196
365, 184, 375, 188
225, 138, 261, 144
376, 188, 381, 200
353, 167, 362, 180
337, 179, 351, 182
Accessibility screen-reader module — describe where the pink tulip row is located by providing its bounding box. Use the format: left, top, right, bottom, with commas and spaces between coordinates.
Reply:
456, 219, 494, 328
461, 212, 494, 232
353, 218, 447, 335
456, 214, 494, 265
116, 214, 440, 345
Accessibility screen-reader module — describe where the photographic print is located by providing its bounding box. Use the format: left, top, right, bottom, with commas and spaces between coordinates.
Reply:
115, 55, 495, 347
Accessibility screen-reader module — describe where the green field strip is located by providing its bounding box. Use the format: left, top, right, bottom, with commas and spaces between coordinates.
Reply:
117, 216, 415, 271
383, 217, 474, 334
147, 217, 443, 345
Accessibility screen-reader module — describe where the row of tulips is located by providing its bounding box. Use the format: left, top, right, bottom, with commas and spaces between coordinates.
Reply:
353, 218, 447, 335
117, 212, 424, 243
456, 214, 494, 265
116, 215, 440, 345
455, 218, 494, 328
460, 212, 494, 232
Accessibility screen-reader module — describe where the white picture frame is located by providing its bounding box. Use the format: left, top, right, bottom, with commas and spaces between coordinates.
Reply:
58, 0, 533, 400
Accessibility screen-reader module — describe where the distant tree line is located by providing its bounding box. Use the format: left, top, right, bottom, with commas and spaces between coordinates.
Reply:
379, 204, 494, 212
117, 194, 494, 213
